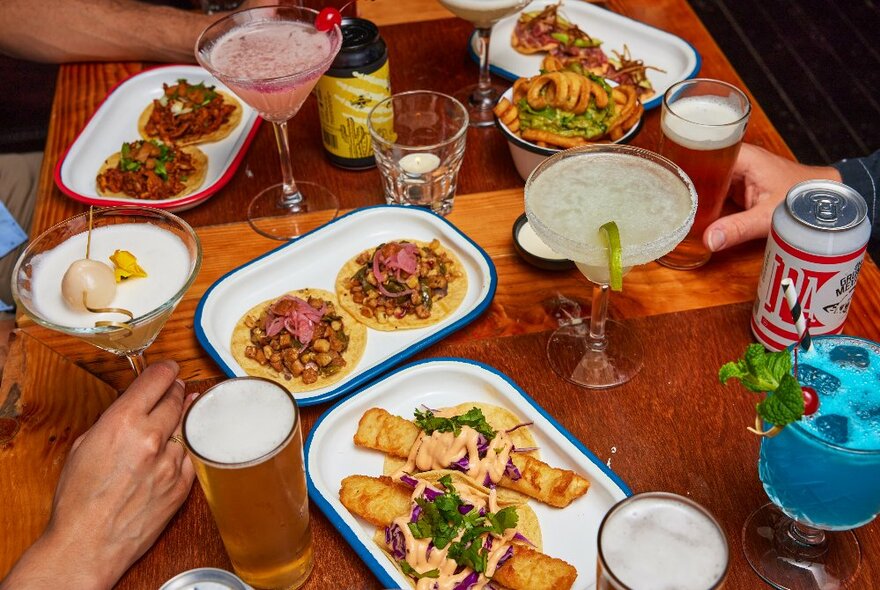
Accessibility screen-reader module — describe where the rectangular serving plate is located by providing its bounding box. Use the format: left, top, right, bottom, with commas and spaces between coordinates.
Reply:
55, 65, 261, 212
306, 358, 631, 589
473, 0, 701, 110
195, 206, 497, 406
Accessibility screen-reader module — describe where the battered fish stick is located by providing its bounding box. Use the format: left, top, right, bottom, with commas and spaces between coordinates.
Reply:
339, 475, 577, 590
353, 408, 590, 508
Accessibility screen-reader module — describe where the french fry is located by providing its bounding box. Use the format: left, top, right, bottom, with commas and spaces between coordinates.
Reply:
494, 98, 520, 133
521, 129, 587, 149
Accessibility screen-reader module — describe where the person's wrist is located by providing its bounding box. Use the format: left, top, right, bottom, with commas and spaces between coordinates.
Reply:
29, 522, 123, 589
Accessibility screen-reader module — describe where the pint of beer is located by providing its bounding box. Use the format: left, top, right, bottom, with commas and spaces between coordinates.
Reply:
183, 378, 313, 590
657, 79, 750, 270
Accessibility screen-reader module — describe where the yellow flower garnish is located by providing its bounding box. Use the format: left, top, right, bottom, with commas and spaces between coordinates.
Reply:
109, 250, 148, 283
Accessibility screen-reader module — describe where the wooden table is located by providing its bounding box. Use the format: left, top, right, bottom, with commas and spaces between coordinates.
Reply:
3, 0, 879, 588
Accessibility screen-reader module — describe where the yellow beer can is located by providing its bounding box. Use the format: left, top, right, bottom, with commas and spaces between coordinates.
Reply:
314, 17, 392, 170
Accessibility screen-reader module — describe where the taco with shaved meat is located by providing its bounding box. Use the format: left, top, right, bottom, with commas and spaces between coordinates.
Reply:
335, 239, 467, 331
139, 79, 242, 146
96, 139, 207, 200
231, 288, 367, 393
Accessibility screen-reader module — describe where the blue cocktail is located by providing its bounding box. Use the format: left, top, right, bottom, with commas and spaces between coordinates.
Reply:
743, 335, 880, 589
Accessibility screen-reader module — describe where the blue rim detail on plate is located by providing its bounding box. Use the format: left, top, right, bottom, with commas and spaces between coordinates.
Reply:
304, 357, 632, 587
194, 205, 498, 407
467, 30, 702, 111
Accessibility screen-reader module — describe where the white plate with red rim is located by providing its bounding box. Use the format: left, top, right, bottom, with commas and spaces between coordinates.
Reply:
55, 65, 261, 212
470, 0, 702, 111
195, 206, 497, 406
305, 358, 631, 589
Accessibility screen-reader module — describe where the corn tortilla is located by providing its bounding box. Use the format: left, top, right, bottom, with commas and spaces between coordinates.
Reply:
95, 144, 208, 199
138, 89, 242, 146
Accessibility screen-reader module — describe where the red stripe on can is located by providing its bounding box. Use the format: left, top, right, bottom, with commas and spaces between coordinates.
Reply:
770, 227, 867, 264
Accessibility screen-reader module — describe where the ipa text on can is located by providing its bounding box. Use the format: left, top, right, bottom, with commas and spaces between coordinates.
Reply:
752, 180, 870, 351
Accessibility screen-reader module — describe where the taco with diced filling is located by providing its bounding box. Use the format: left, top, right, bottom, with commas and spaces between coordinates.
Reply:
335, 239, 467, 331
139, 79, 242, 146
231, 288, 367, 393
96, 139, 207, 200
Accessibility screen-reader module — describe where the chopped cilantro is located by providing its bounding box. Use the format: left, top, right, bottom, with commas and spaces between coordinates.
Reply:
399, 561, 439, 580
414, 407, 496, 441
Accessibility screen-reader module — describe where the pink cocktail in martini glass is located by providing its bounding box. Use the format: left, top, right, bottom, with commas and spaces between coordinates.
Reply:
196, 6, 342, 240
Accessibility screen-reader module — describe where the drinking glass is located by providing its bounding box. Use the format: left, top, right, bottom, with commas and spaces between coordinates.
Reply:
525, 145, 697, 388
183, 377, 312, 590
597, 492, 729, 589
368, 90, 468, 216
743, 335, 880, 589
196, 6, 343, 240
657, 78, 750, 270
12, 207, 201, 376
437, 0, 533, 126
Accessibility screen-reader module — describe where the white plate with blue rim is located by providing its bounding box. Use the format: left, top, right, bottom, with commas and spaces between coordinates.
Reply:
306, 357, 631, 589
469, 0, 701, 110
195, 206, 496, 407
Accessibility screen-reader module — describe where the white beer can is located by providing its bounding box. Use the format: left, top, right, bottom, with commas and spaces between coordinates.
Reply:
752, 180, 871, 351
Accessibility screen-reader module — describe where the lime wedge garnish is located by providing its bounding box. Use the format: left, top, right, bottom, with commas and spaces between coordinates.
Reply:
599, 221, 623, 291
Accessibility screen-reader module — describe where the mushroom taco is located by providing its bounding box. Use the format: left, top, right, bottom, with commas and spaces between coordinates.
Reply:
335, 239, 467, 331
139, 79, 242, 146
231, 288, 367, 393
96, 139, 207, 200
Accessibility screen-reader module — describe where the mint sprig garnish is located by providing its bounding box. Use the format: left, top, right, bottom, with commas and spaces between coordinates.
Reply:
719, 343, 805, 428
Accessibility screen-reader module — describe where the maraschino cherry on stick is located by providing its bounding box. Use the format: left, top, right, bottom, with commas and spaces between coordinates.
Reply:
315, 1, 354, 32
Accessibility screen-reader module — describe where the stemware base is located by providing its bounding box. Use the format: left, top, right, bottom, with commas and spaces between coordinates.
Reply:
454, 83, 506, 127
248, 181, 339, 240
546, 320, 643, 388
743, 503, 861, 590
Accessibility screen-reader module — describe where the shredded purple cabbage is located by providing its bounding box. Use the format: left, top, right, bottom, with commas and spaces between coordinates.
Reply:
399, 474, 418, 488
504, 457, 522, 481
420, 404, 439, 413
476, 434, 489, 456
497, 545, 514, 568
451, 455, 470, 471
483, 473, 494, 487
513, 531, 536, 547
385, 524, 406, 561
511, 446, 539, 453
410, 504, 421, 523
484, 536, 493, 550
506, 422, 534, 433
423, 486, 442, 501
452, 571, 480, 590
458, 503, 475, 515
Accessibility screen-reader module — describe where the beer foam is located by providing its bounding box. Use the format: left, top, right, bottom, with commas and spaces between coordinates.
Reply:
601, 496, 727, 590
662, 95, 745, 150
185, 379, 296, 464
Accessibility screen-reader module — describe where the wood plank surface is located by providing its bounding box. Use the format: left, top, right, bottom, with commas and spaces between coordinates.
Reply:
105, 302, 875, 589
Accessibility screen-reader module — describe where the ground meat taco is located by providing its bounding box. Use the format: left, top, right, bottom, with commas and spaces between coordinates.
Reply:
138, 79, 242, 146
231, 288, 367, 393
335, 239, 467, 331
96, 139, 207, 200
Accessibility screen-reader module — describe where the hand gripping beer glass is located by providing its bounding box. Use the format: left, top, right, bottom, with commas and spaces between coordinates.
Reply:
743, 336, 880, 590
183, 378, 313, 590
657, 79, 750, 270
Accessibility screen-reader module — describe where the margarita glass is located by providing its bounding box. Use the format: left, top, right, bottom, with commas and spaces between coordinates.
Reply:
743, 335, 880, 590
437, 0, 533, 126
525, 144, 697, 388
12, 207, 202, 376
196, 6, 342, 240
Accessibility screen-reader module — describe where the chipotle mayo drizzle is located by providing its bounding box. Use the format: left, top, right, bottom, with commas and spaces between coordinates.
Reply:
390, 481, 514, 590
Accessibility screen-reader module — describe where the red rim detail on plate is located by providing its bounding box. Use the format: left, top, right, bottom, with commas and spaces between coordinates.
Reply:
54, 64, 262, 211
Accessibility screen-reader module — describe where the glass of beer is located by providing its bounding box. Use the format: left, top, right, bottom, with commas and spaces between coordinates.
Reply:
183, 378, 312, 590
597, 492, 729, 589
656, 78, 751, 270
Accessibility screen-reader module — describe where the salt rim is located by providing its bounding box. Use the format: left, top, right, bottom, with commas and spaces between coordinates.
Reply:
524, 144, 697, 267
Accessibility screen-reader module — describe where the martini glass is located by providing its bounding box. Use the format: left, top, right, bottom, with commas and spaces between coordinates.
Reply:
12, 207, 202, 376
525, 144, 697, 388
437, 0, 533, 126
196, 6, 343, 240
743, 335, 880, 589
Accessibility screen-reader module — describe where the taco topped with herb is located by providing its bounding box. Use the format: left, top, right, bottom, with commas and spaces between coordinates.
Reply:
96, 139, 207, 200
231, 288, 367, 393
336, 239, 466, 331
139, 79, 242, 146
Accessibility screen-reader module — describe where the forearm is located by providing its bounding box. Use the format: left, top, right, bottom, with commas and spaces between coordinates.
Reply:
0, 0, 216, 63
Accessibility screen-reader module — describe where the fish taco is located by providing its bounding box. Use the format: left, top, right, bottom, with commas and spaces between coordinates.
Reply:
335, 239, 467, 331
96, 139, 207, 200
231, 288, 366, 393
138, 79, 242, 146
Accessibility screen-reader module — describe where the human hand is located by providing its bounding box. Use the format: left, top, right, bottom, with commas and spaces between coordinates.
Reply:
703, 143, 841, 252
1, 361, 195, 590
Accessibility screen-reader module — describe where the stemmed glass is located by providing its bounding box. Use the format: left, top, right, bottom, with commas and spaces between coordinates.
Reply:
743, 335, 880, 589
525, 145, 697, 388
196, 6, 343, 240
437, 0, 533, 126
12, 207, 202, 375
